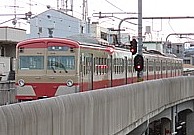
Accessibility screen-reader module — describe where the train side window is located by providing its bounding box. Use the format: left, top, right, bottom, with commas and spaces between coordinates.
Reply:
128, 59, 131, 73
86, 57, 90, 75
143, 58, 147, 72
107, 58, 110, 73
105, 58, 108, 73
153, 59, 156, 72
98, 58, 102, 75
156, 61, 159, 71
115, 58, 118, 74
117, 58, 120, 74
114, 58, 116, 74
102, 58, 104, 74
93, 57, 96, 73
148, 60, 153, 72
95, 57, 99, 75
162, 61, 166, 71
119, 58, 122, 74
121, 58, 124, 73
83, 56, 86, 75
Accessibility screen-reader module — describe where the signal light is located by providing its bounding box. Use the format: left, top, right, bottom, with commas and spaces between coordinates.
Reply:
134, 54, 144, 72
130, 39, 137, 55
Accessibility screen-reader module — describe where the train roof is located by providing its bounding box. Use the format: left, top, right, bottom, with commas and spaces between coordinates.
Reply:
67, 34, 109, 46
143, 49, 179, 58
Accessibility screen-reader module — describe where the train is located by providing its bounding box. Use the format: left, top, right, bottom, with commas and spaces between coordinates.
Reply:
15, 34, 183, 101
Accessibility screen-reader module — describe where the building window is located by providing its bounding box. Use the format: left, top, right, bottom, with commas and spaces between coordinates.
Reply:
184, 59, 190, 64
0, 46, 5, 56
101, 32, 107, 41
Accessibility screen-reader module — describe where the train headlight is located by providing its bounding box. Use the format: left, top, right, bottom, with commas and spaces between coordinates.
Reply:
18, 79, 25, 87
66, 79, 73, 87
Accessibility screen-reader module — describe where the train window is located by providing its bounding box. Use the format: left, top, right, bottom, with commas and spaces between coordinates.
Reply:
155, 61, 160, 71
128, 59, 133, 73
117, 58, 120, 74
93, 57, 96, 73
19, 56, 44, 70
47, 56, 75, 70
114, 58, 117, 74
117, 59, 119, 74
104, 58, 108, 73
95, 57, 99, 75
143, 59, 147, 72
162, 61, 166, 71
101, 58, 104, 74
86, 57, 91, 74
167, 61, 170, 70
83, 56, 86, 75
121, 59, 124, 73
148, 60, 154, 72
98, 58, 102, 75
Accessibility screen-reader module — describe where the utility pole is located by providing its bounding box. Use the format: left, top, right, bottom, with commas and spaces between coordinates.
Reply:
137, 0, 143, 81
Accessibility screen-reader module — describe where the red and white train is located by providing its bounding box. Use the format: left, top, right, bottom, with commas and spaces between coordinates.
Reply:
15, 35, 183, 101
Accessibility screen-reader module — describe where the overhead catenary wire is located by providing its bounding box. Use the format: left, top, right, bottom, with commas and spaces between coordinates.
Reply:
104, 0, 124, 11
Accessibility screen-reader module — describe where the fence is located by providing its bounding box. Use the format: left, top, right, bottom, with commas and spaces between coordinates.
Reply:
0, 81, 16, 105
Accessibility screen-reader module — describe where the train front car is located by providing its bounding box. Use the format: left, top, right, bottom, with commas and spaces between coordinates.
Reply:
15, 38, 79, 101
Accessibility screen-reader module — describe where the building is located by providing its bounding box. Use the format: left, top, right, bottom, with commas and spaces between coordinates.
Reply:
28, 9, 87, 38
90, 22, 130, 45
0, 26, 26, 57
0, 27, 26, 81
143, 41, 164, 52
164, 42, 184, 58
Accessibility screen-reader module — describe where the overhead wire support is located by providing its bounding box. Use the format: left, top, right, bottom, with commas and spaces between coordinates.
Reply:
92, 12, 138, 18
166, 33, 194, 42
126, 16, 194, 20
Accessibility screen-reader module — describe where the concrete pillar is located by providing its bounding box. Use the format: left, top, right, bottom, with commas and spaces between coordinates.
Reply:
161, 118, 171, 135
171, 106, 177, 135
187, 112, 194, 135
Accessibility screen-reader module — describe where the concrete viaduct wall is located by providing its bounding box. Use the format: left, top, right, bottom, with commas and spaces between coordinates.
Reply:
0, 76, 194, 135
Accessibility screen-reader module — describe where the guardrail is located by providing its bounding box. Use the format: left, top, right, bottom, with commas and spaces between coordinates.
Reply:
0, 81, 16, 105
0, 76, 194, 135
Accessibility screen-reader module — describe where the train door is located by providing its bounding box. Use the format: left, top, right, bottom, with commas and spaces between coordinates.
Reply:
146, 58, 149, 80
80, 53, 93, 91
124, 56, 128, 84
109, 55, 113, 87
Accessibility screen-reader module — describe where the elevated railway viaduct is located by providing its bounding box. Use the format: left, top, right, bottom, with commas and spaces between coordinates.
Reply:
0, 76, 194, 134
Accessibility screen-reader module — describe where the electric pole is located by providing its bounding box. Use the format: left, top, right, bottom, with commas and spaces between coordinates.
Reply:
137, 0, 143, 82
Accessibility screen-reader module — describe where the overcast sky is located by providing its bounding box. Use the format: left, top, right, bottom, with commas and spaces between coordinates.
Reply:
1, 0, 194, 42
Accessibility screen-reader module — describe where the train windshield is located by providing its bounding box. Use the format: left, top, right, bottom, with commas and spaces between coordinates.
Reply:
19, 56, 44, 70
47, 56, 75, 71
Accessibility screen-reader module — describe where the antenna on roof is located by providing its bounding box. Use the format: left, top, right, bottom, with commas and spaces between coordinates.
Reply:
82, 0, 88, 21
8, 0, 23, 26
57, 0, 73, 15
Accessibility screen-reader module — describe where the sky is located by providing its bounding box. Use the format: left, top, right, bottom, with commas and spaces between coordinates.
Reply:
1, 0, 194, 42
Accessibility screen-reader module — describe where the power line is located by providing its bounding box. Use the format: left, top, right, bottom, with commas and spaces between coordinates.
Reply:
104, 0, 124, 11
